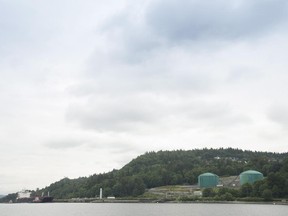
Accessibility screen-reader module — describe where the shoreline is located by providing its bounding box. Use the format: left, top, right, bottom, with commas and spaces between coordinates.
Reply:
51, 198, 288, 205
1, 200, 287, 205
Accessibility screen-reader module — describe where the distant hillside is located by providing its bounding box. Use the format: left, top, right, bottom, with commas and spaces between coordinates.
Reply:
39, 148, 287, 199
120, 148, 287, 187
1, 148, 288, 202
0, 193, 17, 203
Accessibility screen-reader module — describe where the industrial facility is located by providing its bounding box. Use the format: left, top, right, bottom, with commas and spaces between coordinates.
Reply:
240, 170, 264, 185
198, 169, 264, 188
198, 172, 219, 188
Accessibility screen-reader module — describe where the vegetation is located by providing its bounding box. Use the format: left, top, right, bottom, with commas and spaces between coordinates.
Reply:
1, 148, 287, 202
201, 156, 288, 201
0, 193, 17, 203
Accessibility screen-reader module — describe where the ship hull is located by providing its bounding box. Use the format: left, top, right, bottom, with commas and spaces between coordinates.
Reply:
16, 197, 34, 203
40, 196, 53, 203
33, 196, 54, 203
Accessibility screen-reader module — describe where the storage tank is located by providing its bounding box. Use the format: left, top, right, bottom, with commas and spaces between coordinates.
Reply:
240, 170, 264, 185
198, 173, 219, 188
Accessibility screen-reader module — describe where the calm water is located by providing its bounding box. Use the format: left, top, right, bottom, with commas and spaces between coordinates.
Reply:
0, 203, 287, 216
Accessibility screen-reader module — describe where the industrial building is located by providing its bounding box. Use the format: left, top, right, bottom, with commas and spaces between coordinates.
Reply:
240, 170, 264, 185
198, 172, 219, 188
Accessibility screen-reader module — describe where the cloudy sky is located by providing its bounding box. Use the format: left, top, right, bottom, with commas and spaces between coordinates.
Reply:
1, 0, 288, 194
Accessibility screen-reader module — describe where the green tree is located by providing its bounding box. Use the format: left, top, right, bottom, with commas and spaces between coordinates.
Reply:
132, 177, 146, 196
252, 180, 266, 197
262, 189, 273, 201
202, 188, 216, 197
240, 183, 253, 197
221, 192, 235, 201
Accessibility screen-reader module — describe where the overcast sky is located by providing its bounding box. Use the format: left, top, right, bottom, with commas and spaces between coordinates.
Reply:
1, 0, 288, 194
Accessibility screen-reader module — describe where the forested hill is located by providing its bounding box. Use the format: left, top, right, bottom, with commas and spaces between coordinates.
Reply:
1, 148, 288, 201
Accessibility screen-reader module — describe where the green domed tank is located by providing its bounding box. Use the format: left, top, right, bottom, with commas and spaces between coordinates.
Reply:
240, 170, 264, 185
198, 173, 219, 188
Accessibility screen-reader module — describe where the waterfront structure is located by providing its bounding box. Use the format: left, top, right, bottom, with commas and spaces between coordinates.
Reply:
240, 170, 264, 185
198, 173, 219, 188
100, 188, 103, 199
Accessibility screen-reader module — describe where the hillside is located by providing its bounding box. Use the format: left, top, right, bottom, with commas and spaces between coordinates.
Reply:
39, 148, 288, 199
1, 148, 288, 201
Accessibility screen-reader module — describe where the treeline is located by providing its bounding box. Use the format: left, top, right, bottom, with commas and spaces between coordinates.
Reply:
0, 193, 17, 203
1, 148, 287, 201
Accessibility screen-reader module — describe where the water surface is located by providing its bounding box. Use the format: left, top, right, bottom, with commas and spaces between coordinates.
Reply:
0, 203, 287, 216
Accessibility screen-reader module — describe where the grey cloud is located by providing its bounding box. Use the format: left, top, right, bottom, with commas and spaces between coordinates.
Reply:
69, 71, 212, 98
80, 46, 218, 98
66, 97, 158, 132
268, 105, 288, 128
66, 94, 251, 132
99, 12, 162, 63
146, 0, 288, 42
86, 141, 139, 155
0, 1, 58, 56
0, 174, 18, 194
45, 139, 85, 149
227, 67, 260, 83
98, 0, 288, 64
179, 100, 252, 128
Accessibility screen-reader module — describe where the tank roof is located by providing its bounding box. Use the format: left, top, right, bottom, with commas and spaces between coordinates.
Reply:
199, 172, 218, 177
240, 170, 263, 175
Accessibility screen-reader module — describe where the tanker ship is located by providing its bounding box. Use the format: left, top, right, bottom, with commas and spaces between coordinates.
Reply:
16, 190, 53, 203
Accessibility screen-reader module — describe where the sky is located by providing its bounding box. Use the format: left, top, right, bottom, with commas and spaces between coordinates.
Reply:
1, 0, 288, 194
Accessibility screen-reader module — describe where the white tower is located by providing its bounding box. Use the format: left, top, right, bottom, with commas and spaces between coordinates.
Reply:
99, 188, 103, 199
